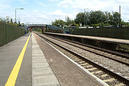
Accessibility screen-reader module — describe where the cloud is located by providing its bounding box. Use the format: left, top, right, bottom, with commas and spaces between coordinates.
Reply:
50, 10, 76, 20
0, 0, 12, 10
58, 0, 116, 11
0, 4, 11, 10
0, 0, 129, 24
48, 0, 59, 2
58, 0, 129, 21
38, 2, 47, 7
17, 10, 49, 24
51, 10, 66, 16
58, 0, 73, 8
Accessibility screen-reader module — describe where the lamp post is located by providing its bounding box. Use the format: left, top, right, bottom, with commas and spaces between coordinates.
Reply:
119, 5, 121, 28
84, 8, 89, 27
15, 8, 24, 23
84, 9, 86, 27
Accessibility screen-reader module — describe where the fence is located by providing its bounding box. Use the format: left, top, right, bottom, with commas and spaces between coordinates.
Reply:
45, 26, 129, 52
0, 22, 25, 46
69, 27, 129, 40
46, 25, 129, 40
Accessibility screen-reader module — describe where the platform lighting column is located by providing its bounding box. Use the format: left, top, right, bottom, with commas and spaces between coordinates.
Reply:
15, 8, 24, 23
119, 5, 121, 28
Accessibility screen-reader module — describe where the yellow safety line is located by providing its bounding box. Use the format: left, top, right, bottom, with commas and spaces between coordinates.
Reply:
5, 34, 31, 86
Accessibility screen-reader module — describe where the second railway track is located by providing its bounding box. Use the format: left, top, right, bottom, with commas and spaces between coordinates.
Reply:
45, 34, 129, 66
36, 32, 129, 86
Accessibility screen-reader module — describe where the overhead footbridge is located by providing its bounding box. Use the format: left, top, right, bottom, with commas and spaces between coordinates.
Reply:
26, 24, 47, 33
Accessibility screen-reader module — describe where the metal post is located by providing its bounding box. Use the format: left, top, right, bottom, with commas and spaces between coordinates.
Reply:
15, 8, 17, 23
15, 8, 24, 23
84, 9, 88, 27
119, 5, 121, 28
84, 9, 86, 27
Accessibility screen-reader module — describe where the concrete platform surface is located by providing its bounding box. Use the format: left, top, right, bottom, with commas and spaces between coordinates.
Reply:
45, 32, 129, 44
0, 33, 32, 86
32, 33, 60, 86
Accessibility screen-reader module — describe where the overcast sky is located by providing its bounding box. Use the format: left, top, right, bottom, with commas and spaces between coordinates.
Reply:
0, 0, 129, 24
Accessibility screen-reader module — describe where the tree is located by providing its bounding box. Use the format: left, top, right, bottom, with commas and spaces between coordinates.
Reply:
75, 12, 85, 26
65, 16, 75, 26
84, 12, 90, 26
18, 21, 21, 26
21, 23, 24, 26
6, 16, 9, 23
75, 11, 107, 26
112, 12, 121, 27
52, 19, 65, 27
52, 10, 122, 28
10, 18, 13, 24
89, 11, 106, 25
104, 12, 111, 24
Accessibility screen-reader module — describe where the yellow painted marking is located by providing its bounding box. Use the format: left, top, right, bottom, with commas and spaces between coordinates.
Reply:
5, 34, 31, 86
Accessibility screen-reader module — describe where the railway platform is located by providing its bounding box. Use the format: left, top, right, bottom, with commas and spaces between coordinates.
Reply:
0, 32, 107, 86
0, 33, 32, 86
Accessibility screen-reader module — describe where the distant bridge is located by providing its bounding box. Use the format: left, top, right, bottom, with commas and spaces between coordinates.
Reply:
27, 24, 46, 28
26, 24, 47, 33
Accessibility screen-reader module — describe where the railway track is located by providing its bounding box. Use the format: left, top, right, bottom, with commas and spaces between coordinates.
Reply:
44, 34, 129, 66
36, 33, 129, 86
45, 32, 129, 58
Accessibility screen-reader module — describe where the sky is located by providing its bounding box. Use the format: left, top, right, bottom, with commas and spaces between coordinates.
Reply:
0, 0, 129, 24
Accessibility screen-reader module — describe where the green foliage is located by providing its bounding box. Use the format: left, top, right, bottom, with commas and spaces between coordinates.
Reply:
75, 12, 85, 26
112, 12, 120, 27
74, 11, 121, 27
52, 17, 77, 27
65, 16, 76, 26
10, 18, 13, 24
89, 11, 106, 24
117, 44, 129, 53
52, 19, 65, 27
121, 21, 129, 27
52, 10, 122, 28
